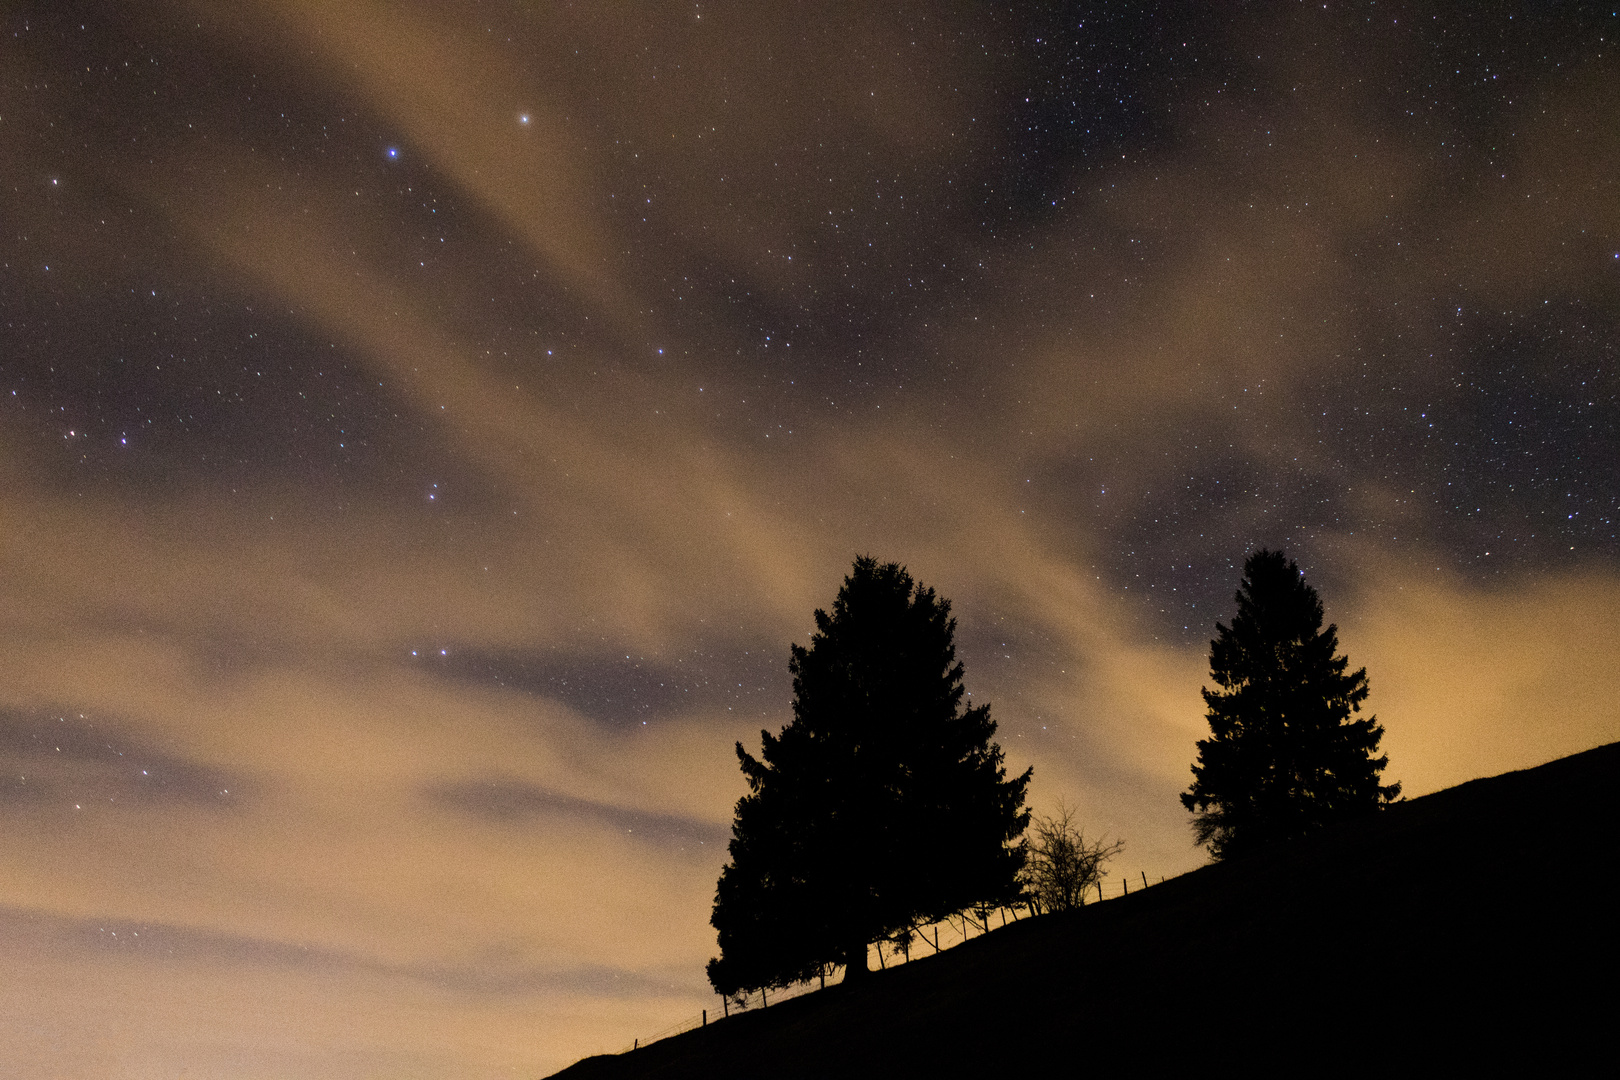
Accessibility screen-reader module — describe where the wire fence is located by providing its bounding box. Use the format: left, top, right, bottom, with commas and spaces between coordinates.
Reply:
615, 869, 1166, 1055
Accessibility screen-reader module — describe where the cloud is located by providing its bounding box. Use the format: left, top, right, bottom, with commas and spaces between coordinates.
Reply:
428, 776, 728, 851
1346, 562, 1620, 797
0, 900, 699, 1077
0, 708, 246, 811
0, 899, 700, 998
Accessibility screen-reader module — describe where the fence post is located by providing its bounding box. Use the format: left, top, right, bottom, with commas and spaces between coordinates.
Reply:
1142, 870, 1149, 890
703, 1009, 707, 1027
1123, 876, 1128, 895
633, 1039, 638, 1051
1097, 880, 1103, 902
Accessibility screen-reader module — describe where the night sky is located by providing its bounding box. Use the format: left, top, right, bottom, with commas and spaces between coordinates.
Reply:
3, 2, 1617, 1075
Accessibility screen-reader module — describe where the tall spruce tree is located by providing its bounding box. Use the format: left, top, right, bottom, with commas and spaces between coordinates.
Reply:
708, 557, 1030, 997
1182, 549, 1400, 861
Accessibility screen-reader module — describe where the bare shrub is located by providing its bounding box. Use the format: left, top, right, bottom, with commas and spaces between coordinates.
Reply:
1021, 801, 1123, 914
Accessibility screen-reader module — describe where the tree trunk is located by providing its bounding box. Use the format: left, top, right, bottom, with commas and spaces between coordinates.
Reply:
843, 939, 870, 982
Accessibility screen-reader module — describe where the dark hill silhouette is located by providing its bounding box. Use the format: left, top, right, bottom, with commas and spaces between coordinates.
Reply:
552, 742, 1620, 1077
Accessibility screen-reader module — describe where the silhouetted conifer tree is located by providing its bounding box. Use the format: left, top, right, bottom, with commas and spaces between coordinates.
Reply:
708, 557, 1030, 996
1182, 549, 1400, 860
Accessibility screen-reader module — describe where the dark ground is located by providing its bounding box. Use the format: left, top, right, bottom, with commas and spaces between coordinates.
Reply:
552, 743, 1620, 1077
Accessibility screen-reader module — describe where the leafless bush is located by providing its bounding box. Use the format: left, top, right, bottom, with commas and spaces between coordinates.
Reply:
1021, 801, 1123, 914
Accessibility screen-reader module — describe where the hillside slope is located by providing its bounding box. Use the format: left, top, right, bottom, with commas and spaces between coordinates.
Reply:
553, 742, 1620, 1076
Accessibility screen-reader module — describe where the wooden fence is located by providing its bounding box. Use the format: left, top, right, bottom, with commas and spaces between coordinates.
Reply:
615, 870, 1165, 1055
